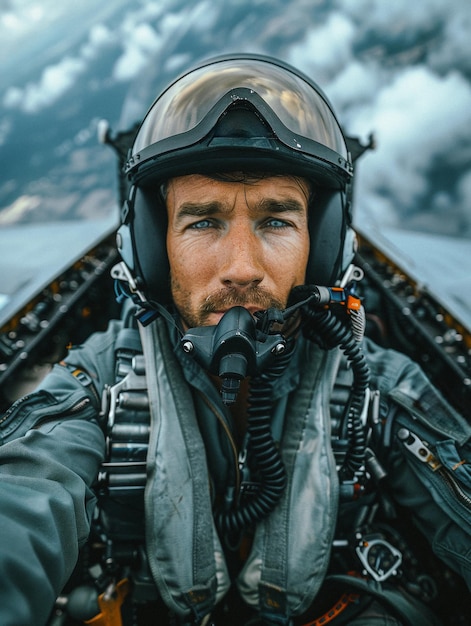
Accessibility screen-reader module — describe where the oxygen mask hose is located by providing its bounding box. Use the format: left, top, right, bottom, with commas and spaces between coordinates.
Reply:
218, 352, 248, 405
289, 284, 370, 480
314, 308, 369, 478
216, 342, 294, 541
181, 305, 297, 541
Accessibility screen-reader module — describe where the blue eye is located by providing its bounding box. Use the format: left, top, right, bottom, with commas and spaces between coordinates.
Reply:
190, 219, 213, 229
266, 218, 289, 228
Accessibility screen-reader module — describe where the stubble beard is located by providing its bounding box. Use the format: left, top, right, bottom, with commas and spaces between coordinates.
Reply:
171, 279, 285, 329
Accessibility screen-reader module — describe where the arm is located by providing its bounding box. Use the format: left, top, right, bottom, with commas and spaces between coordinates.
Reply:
365, 339, 471, 589
0, 317, 134, 624
0, 417, 105, 626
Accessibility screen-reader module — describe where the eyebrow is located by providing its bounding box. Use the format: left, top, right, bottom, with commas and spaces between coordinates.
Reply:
175, 202, 223, 223
257, 198, 306, 214
175, 198, 305, 222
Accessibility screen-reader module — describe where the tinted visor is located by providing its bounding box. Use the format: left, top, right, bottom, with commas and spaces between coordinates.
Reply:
129, 55, 351, 182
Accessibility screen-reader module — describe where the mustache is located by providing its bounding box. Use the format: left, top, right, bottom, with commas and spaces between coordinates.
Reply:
200, 286, 285, 315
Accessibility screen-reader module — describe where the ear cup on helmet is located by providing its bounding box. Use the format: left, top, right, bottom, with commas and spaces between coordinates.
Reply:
306, 190, 351, 286
116, 222, 135, 272
126, 186, 171, 305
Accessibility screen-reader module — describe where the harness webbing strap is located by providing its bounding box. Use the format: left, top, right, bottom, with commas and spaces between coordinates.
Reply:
140, 317, 229, 622
238, 347, 341, 622
97, 327, 150, 503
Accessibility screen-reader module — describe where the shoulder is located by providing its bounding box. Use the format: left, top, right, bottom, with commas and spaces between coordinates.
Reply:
63, 318, 127, 390
362, 337, 418, 390
0, 318, 131, 444
363, 337, 470, 444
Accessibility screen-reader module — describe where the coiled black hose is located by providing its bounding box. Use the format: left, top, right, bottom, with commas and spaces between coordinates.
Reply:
215, 343, 293, 542
302, 308, 370, 480
215, 301, 370, 541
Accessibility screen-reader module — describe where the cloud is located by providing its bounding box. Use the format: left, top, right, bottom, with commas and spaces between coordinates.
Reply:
350, 67, 471, 230
3, 56, 87, 113
0, 117, 12, 147
81, 23, 115, 60
428, 10, 471, 76
282, 0, 471, 234
287, 12, 356, 83
111, 1, 218, 83
0, 1, 48, 41
2, 0, 471, 241
0, 194, 42, 225
326, 59, 386, 122
338, 0, 462, 36
456, 171, 471, 234
112, 23, 162, 81
1, 9, 117, 114
109, 2, 174, 83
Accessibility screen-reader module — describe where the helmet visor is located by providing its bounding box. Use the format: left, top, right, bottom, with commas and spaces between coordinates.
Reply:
131, 56, 349, 166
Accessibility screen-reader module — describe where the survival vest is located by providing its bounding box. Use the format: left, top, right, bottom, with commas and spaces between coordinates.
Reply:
97, 315, 452, 626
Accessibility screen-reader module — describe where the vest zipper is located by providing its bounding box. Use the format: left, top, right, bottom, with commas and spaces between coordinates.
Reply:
398, 428, 471, 510
0, 392, 36, 424
1, 392, 92, 429
436, 465, 471, 509
31, 396, 92, 429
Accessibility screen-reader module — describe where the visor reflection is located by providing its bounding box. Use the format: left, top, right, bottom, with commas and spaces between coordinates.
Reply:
133, 58, 347, 158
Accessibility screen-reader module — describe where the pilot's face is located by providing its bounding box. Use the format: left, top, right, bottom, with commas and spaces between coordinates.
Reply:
166, 173, 310, 329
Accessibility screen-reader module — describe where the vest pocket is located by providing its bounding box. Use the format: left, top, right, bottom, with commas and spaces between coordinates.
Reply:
396, 426, 471, 531
0, 389, 95, 444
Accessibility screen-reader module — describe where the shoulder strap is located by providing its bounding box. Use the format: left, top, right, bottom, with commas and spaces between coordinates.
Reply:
237, 346, 341, 623
140, 317, 230, 623
97, 321, 150, 521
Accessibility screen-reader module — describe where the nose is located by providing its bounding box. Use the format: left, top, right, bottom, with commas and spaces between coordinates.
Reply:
220, 224, 264, 289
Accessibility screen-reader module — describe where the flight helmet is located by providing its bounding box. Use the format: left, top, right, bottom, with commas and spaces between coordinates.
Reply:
117, 53, 355, 308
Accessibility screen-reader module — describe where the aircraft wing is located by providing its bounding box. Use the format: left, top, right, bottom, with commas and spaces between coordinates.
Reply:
361, 225, 471, 331
0, 217, 118, 328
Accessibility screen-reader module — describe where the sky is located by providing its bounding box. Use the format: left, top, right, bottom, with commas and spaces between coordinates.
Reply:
0, 0, 470, 236
0, 0, 471, 324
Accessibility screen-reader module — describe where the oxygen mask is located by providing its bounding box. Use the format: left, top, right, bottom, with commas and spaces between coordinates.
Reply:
180, 282, 364, 405
181, 306, 287, 405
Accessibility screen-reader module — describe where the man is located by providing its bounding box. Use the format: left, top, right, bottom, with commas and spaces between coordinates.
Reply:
1, 54, 470, 626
